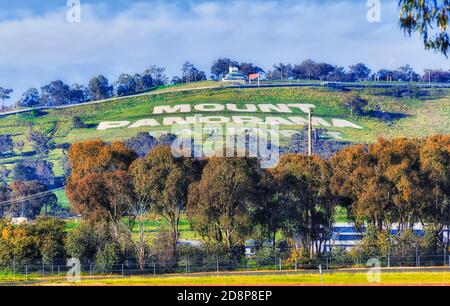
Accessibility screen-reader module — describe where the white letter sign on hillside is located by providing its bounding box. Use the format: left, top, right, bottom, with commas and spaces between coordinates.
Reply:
128, 119, 160, 128
97, 121, 130, 131
332, 119, 364, 129
151, 103, 316, 115
153, 104, 191, 114
96, 102, 364, 131
170, 118, 281, 169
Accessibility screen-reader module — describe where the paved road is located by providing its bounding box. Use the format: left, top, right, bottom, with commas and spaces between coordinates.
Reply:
0, 85, 222, 118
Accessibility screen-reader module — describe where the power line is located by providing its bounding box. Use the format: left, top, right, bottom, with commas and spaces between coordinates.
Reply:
0, 187, 64, 208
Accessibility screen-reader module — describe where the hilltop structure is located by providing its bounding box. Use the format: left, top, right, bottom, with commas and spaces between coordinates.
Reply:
222, 66, 246, 83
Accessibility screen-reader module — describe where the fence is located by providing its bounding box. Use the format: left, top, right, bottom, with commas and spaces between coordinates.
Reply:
2, 253, 450, 280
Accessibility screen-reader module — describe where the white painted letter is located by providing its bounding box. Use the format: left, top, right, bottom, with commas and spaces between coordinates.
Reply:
97, 121, 130, 130
153, 104, 191, 114
128, 119, 160, 128
194, 104, 225, 112
332, 119, 363, 129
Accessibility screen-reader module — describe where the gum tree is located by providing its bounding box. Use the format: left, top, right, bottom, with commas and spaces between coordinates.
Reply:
399, 0, 450, 56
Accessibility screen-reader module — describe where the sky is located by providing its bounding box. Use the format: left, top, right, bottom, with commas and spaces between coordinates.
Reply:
0, 0, 448, 103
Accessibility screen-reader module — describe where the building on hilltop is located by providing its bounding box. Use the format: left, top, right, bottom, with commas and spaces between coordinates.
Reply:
222, 66, 246, 83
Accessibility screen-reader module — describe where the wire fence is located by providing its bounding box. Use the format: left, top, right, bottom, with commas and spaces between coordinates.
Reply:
2, 253, 450, 280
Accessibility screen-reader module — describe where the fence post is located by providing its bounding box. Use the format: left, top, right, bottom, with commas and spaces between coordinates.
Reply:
42, 261, 45, 278
415, 245, 420, 267
279, 258, 282, 272
444, 248, 447, 266
121, 264, 124, 277
89, 265, 92, 277
57, 266, 60, 278
153, 262, 156, 276
295, 259, 298, 272
25, 266, 28, 279
216, 256, 219, 274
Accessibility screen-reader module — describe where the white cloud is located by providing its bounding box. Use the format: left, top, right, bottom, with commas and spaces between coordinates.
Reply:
0, 0, 448, 102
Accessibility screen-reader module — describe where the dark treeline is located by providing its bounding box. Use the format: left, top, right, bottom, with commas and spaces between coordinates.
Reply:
1, 59, 447, 110
17, 65, 168, 108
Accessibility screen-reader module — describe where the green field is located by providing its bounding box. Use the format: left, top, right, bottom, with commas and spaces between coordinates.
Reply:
11, 271, 450, 286
63, 206, 348, 239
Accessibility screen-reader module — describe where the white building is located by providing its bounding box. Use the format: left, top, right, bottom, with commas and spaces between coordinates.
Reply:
222, 66, 246, 83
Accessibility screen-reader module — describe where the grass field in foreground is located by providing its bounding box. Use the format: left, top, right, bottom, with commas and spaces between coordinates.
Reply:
29, 272, 450, 286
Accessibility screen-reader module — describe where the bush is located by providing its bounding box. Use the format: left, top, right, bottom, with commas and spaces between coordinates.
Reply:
150, 229, 177, 267
391, 229, 419, 261
0, 218, 66, 267
330, 247, 353, 266
65, 222, 97, 261
254, 244, 276, 266
286, 248, 311, 266
95, 242, 121, 273
66, 221, 134, 271
34, 217, 66, 264
353, 226, 391, 259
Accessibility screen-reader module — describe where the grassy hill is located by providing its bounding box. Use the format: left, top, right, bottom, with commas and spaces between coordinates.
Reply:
1, 82, 449, 232
1, 84, 450, 175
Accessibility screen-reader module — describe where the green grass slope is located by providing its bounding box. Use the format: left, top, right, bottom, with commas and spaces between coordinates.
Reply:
1, 85, 449, 177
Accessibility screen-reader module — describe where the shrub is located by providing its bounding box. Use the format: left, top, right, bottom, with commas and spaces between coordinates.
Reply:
65, 222, 104, 263
34, 217, 66, 264
150, 229, 177, 267
95, 242, 122, 273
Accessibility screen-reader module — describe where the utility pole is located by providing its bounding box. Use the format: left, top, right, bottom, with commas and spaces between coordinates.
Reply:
308, 110, 313, 156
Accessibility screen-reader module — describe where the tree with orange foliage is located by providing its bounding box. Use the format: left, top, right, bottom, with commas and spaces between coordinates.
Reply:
420, 135, 450, 243
67, 140, 137, 181
370, 138, 425, 230
66, 140, 137, 229
331, 137, 427, 231
330, 143, 394, 230
67, 171, 134, 224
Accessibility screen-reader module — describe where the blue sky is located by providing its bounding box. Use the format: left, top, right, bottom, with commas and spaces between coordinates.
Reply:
0, 0, 448, 103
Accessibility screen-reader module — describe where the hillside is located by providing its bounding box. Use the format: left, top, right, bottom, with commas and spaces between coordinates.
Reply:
1, 84, 450, 179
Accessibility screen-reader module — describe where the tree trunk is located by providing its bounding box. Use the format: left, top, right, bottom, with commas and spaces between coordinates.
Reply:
225, 229, 233, 258
168, 216, 180, 260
